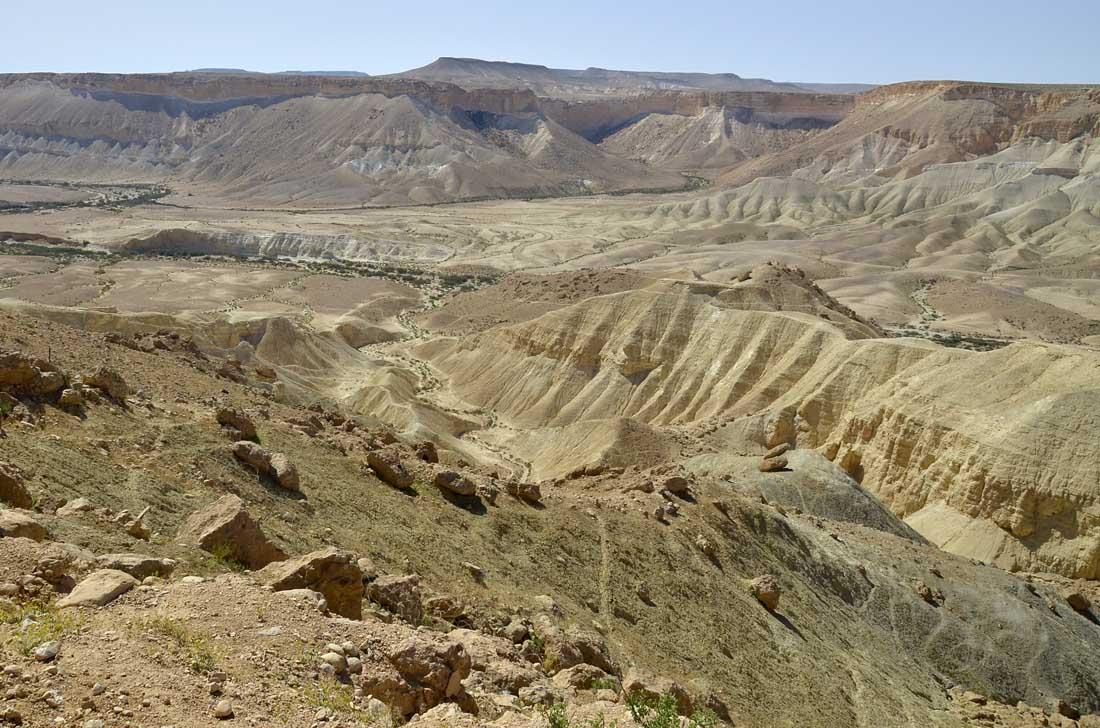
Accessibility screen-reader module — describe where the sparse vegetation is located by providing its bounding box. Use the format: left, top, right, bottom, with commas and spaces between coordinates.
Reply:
542, 703, 617, 728
302, 677, 360, 717
206, 542, 248, 573
136, 615, 219, 674
0, 600, 82, 657
626, 692, 717, 728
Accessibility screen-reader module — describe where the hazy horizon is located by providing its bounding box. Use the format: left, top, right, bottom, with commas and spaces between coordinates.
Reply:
5, 0, 1099, 85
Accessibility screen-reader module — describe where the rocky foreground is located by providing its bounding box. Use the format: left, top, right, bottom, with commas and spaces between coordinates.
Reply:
1, 304, 1100, 728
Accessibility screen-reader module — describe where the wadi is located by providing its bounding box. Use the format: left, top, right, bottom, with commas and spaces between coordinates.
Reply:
0, 55, 1099, 728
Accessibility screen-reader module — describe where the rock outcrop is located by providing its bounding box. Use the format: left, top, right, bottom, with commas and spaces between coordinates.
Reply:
175, 494, 287, 569
0, 462, 31, 509
232, 441, 301, 492
256, 547, 364, 619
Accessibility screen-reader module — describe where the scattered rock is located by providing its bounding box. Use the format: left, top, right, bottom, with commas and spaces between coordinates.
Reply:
433, 469, 476, 496
216, 407, 257, 441
83, 368, 129, 401
57, 569, 138, 608
95, 554, 177, 580
176, 494, 287, 569
916, 581, 943, 606
0, 462, 31, 509
765, 442, 792, 459
759, 456, 788, 473
213, 700, 234, 719
367, 574, 423, 624
255, 547, 364, 619
506, 481, 542, 504
361, 633, 471, 718
1063, 589, 1091, 612
231, 441, 300, 491
57, 388, 84, 409
367, 449, 414, 489
31, 641, 59, 662
749, 574, 781, 611
0, 510, 47, 541
56, 497, 94, 518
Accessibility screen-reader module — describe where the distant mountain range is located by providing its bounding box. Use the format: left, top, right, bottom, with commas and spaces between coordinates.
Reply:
186, 58, 873, 97
189, 68, 371, 77
382, 57, 875, 96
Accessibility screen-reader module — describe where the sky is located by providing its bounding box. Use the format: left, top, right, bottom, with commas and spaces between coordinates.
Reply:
5, 0, 1098, 85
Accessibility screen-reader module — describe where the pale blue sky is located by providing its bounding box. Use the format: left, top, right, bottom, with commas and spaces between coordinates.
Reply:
6, 0, 1098, 84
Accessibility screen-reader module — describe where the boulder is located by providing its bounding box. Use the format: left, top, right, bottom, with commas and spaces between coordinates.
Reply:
215, 407, 257, 441
57, 569, 137, 608
255, 547, 363, 619
57, 388, 84, 409
361, 634, 471, 718
0, 350, 67, 397
432, 469, 476, 497
532, 616, 614, 675
0, 462, 31, 509
83, 368, 129, 400
552, 663, 619, 692
765, 442, 792, 459
750, 574, 781, 611
447, 628, 540, 693
268, 452, 300, 491
506, 481, 542, 504
175, 494, 287, 569
56, 497, 95, 518
367, 574, 423, 624
759, 456, 788, 473
662, 475, 691, 495
232, 441, 300, 492
1064, 590, 1092, 612
367, 449, 414, 489
95, 554, 177, 580
0, 510, 46, 541
623, 671, 693, 715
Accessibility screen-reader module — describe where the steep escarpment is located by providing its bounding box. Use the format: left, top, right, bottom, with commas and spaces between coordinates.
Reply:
0, 76, 687, 206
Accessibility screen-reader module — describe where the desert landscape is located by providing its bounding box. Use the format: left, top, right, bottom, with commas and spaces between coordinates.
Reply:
1, 50, 1099, 728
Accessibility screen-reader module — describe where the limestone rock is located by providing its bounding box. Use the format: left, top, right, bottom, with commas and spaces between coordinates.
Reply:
83, 368, 129, 400
216, 407, 257, 441
57, 569, 138, 608
432, 469, 476, 496
366, 574, 423, 624
361, 634, 471, 718
506, 481, 542, 504
1064, 590, 1091, 612
231, 441, 300, 492
367, 449, 414, 489
0, 462, 31, 509
95, 554, 177, 580
0, 510, 46, 541
255, 547, 363, 619
56, 497, 95, 518
759, 456, 789, 473
57, 388, 84, 408
765, 442, 792, 459
175, 494, 287, 569
749, 574, 781, 611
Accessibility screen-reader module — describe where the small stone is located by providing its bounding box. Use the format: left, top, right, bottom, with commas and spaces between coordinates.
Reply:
213, 700, 234, 719
32, 641, 60, 662
320, 652, 347, 673
758, 456, 788, 473
749, 574, 781, 611
346, 656, 363, 675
